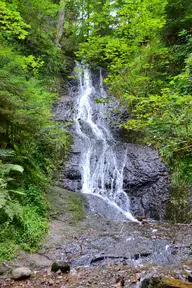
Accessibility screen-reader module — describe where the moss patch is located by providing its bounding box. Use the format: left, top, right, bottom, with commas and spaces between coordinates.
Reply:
65, 193, 86, 223
47, 186, 87, 224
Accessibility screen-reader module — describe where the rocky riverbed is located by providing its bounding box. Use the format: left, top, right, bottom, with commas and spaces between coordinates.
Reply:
0, 187, 191, 287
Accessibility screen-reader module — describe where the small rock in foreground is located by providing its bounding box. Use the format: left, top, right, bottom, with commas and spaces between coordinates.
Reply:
130, 273, 141, 283
51, 261, 70, 273
12, 267, 32, 280
115, 276, 125, 287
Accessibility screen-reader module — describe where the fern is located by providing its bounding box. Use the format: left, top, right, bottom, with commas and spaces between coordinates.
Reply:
0, 190, 7, 209
0, 162, 24, 221
0, 164, 24, 174
0, 187, 23, 220
0, 149, 15, 159
0, 177, 7, 189
4, 201, 23, 221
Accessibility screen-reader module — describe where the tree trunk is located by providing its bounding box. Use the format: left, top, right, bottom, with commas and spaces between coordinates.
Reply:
56, 1, 65, 46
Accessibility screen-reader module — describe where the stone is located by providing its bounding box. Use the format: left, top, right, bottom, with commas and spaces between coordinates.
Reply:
141, 277, 192, 288
0, 264, 10, 275
51, 261, 70, 273
130, 273, 141, 284
49, 279, 54, 285
115, 276, 125, 287
12, 267, 32, 280
136, 216, 147, 222
51, 262, 60, 272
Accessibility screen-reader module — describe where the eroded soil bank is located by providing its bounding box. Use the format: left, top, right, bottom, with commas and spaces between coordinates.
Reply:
0, 187, 191, 287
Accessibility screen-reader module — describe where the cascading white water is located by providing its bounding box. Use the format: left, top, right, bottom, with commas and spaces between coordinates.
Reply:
74, 64, 136, 222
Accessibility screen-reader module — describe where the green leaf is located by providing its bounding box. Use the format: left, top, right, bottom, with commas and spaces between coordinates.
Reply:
0, 164, 24, 174
9, 190, 25, 195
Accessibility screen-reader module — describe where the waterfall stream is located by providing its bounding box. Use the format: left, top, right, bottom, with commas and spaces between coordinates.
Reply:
74, 64, 136, 222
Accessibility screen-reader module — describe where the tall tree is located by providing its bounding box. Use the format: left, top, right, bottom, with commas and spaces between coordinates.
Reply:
56, 0, 67, 46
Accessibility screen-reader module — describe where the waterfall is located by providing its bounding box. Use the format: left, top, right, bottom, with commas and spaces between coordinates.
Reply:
74, 64, 136, 222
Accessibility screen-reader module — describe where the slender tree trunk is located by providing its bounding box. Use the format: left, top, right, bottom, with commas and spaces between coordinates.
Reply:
56, 1, 65, 46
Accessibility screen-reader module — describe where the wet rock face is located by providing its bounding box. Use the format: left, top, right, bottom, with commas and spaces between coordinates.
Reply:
54, 70, 169, 221
53, 79, 82, 192
123, 144, 168, 220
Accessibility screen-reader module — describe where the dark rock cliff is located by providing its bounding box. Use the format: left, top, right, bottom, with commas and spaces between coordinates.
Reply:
53, 70, 169, 220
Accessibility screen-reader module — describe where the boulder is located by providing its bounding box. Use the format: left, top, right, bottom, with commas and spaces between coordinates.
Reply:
141, 277, 192, 288
12, 267, 32, 280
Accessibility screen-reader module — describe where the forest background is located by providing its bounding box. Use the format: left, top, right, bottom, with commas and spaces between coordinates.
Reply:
0, 0, 192, 262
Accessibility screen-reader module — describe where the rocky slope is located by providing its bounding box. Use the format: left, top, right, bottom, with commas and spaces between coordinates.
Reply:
1, 187, 191, 287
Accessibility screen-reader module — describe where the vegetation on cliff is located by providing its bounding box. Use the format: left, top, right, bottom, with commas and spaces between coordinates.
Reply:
0, 0, 73, 261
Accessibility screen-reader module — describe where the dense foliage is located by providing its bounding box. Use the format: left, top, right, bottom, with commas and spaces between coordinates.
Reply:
0, 0, 72, 261
75, 0, 192, 222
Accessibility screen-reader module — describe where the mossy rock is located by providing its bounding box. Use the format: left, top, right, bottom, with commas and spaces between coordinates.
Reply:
51, 261, 70, 273
47, 186, 87, 224
141, 277, 192, 288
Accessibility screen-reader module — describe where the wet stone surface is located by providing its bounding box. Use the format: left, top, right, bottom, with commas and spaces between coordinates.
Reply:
1, 188, 192, 287
9, 188, 192, 270
48, 220, 191, 270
